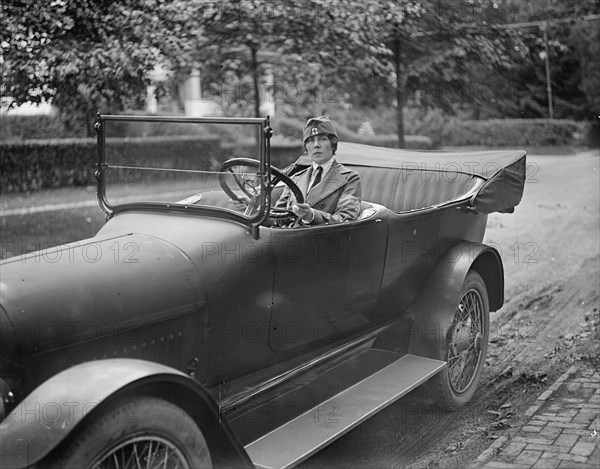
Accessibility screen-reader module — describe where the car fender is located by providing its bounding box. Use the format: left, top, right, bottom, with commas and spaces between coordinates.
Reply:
406, 241, 503, 361
0, 359, 251, 469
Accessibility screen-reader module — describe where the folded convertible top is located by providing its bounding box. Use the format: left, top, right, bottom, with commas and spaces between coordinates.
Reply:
334, 142, 527, 214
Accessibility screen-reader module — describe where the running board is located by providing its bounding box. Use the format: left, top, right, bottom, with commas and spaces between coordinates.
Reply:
244, 354, 445, 469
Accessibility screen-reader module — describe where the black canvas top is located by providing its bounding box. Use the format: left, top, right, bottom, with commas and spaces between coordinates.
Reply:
336, 142, 525, 177
290, 142, 527, 214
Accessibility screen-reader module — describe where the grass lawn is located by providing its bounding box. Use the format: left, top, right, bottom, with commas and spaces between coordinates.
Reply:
0, 177, 222, 259
1, 206, 107, 259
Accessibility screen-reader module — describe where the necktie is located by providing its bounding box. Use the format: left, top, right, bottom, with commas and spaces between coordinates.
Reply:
309, 166, 322, 193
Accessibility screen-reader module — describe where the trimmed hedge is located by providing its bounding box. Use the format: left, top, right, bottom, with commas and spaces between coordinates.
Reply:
443, 119, 589, 147
0, 137, 304, 193
273, 116, 433, 149
344, 134, 433, 150
271, 117, 305, 140
0, 114, 251, 140
1, 138, 96, 192
2, 114, 592, 147
4, 117, 588, 193
0, 136, 224, 193
0, 114, 78, 140
0, 133, 432, 193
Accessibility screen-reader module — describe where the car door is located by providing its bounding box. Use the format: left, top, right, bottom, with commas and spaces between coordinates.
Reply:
343, 210, 388, 323
268, 214, 388, 353
268, 225, 349, 352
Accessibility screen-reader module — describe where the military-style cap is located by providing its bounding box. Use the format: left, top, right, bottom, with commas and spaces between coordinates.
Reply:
303, 116, 338, 143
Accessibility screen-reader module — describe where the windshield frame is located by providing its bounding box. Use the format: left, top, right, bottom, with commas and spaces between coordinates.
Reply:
94, 114, 272, 228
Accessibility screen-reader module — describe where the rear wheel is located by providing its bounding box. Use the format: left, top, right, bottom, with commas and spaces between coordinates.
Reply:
428, 271, 490, 410
50, 396, 212, 468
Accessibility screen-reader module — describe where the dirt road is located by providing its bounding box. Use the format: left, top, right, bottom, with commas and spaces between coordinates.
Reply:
299, 150, 600, 468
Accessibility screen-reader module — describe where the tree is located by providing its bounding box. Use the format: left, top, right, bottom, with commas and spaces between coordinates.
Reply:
465, 0, 600, 120
344, 0, 520, 146
3, 0, 595, 143
570, 21, 600, 116
1, 0, 205, 135
197, 0, 379, 119
182, 0, 525, 144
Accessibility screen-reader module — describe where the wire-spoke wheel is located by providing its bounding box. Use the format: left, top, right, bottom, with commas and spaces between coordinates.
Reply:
91, 435, 189, 469
48, 396, 212, 469
428, 271, 490, 410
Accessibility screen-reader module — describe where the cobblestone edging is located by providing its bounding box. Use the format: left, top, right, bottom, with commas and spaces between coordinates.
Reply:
473, 364, 600, 469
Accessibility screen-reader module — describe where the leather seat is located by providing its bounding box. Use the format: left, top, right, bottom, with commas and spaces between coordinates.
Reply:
347, 165, 479, 212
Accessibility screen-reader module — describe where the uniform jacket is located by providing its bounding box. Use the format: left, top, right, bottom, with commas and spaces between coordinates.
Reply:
275, 157, 362, 225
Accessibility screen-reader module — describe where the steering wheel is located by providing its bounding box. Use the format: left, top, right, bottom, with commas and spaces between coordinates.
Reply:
218, 158, 304, 220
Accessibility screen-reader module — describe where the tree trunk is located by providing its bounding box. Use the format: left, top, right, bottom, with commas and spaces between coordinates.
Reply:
393, 34, 405, 148
250, 46, 261, 117
86, 108, 96, 138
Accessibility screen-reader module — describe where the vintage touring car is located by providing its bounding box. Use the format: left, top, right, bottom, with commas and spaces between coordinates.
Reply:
0, 115, 526, 468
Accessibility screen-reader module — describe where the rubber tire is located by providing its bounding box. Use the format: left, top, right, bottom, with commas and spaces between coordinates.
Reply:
427, 271, 490, 411
49, 396, 212, 468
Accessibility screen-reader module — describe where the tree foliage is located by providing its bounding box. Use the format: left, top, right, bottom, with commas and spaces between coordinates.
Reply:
1, 0, 204, 135
1, 0, 597, 142
466, 0, 600, 120
328, 0, 522, 145
196, 0, 378, 119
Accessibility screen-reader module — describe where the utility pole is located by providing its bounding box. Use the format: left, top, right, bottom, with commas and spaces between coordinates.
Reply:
392, 33, 406, 149
497, 15, 600, 120
414, 14, 599, 120
541, 22, 554, 119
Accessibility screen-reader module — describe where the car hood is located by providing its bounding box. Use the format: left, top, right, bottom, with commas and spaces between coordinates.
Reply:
0, 232, 206, 361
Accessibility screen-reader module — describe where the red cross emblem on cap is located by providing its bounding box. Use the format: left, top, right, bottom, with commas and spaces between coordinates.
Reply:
311, 127, 319, 135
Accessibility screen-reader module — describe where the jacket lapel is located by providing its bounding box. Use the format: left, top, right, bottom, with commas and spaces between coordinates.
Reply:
290, 167, 311, 202
306, 161, 348, 206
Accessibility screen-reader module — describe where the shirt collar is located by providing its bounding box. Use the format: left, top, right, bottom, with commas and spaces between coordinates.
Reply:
312, 158, 335, 175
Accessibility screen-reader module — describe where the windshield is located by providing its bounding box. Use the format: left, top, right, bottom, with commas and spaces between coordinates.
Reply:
96, 115, 270, 224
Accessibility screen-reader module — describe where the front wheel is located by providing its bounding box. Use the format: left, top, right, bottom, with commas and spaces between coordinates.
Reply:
428, 271, 490, 411
49, 396, 212, 468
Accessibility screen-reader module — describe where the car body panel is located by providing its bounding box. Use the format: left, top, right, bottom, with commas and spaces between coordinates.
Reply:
269, 213, 388, 351
0, 233, 207, 393
97, 213, 278, 386
407, 242, 504, 360
0, 115, 526, 467
0, 359, 251, 469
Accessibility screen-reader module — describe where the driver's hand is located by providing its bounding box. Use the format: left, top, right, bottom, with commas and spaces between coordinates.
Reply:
231, 194, 250, 211
292, 203, 315, 224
